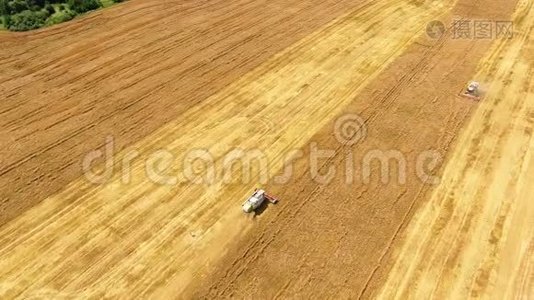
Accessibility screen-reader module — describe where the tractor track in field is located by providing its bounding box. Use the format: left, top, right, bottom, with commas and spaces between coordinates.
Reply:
1, 0, 460, 296
192, 0, 524, 298
199, 15, 458, 297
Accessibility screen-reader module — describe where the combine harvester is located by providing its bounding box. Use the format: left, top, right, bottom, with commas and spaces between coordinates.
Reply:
460, 81, 482, 101
242, 189, 279, 214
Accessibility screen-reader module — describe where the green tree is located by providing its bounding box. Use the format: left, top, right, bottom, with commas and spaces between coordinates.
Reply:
8, 9, 49, 31
67, 0, 101, 14
0, 0, 9, 15
7, 0, 31, 14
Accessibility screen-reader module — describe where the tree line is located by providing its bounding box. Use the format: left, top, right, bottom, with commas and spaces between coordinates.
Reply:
1, 0, 124, 31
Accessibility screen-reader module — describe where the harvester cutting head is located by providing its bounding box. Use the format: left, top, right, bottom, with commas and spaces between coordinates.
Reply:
242, 189, 279, 214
